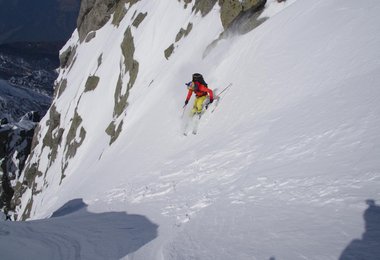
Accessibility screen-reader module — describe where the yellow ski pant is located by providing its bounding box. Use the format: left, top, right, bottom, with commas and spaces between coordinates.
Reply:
191, 95, 207, 115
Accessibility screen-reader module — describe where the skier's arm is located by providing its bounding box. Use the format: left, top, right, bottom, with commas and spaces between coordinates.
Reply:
206, 88, 213, 101
185, 89, 193, 103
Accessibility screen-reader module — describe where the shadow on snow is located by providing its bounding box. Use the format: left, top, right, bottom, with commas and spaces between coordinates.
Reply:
339, 199, 380, 260
0, 198, 158, 260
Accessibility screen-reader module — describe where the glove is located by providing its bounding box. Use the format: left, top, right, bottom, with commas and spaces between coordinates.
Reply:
185, 100, 189, 105
209, 98, 214, 104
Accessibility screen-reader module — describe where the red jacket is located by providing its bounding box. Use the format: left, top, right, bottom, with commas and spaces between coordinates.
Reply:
185, 82, 213, 102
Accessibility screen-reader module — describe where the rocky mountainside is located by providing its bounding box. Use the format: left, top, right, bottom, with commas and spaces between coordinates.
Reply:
0, 0, 81, 219
0, 112, 39, 219
0, 38, 76, 223
0, 43, 58, 122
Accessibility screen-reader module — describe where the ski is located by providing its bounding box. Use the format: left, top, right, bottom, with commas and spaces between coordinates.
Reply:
183, 120, 191, 136
183, 113, 195, 135
183, 113, 201, 135
211, 83, 232, 113
192, 114, 202, 135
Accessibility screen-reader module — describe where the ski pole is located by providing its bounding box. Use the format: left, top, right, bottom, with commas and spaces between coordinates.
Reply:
211, 83, 232, 113
181, 104, 187, 118
218, 83, 232, 97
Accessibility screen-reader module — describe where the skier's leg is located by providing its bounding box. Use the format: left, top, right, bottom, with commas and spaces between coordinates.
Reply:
203, 96, 210, 110
190, 99, 198, 116
195, 96, 207, 114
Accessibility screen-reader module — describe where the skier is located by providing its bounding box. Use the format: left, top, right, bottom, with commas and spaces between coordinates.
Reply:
184, 73, 214, 116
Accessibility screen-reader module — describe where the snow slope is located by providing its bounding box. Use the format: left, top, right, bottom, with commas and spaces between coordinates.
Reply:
5, 0, 380, 259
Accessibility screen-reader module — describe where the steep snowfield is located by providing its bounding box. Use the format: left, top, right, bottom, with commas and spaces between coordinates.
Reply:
3, 0, 380, 259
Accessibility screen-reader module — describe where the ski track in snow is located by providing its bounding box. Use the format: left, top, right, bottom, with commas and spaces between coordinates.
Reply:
102, 133, 380, 224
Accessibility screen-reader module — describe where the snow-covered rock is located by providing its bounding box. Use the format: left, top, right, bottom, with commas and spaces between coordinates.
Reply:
0, 112, 39, 219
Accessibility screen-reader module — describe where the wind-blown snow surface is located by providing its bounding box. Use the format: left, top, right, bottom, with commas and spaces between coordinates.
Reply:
6, 0, 380, 259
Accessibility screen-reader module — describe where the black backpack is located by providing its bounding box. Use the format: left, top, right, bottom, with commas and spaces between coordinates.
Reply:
192, 73, 208, 88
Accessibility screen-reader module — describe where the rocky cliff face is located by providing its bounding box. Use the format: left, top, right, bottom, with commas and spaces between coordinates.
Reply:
0, 112, 39, 220
0, 1, 81, 219
74, 0, 266, 42
0, 44, 56, 217
76, 0, 139, 42
219, 0, 266, 29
